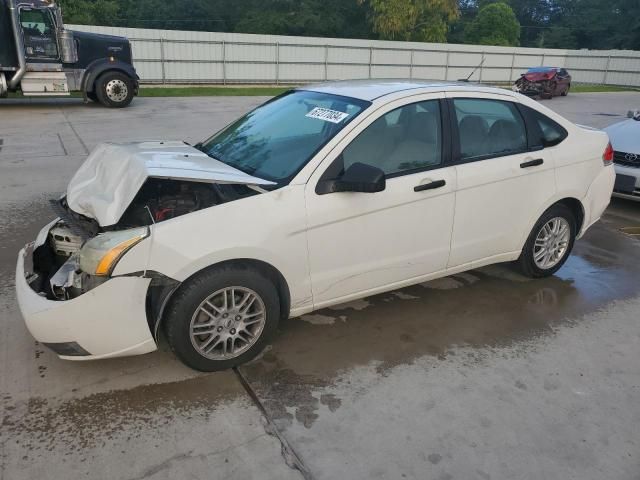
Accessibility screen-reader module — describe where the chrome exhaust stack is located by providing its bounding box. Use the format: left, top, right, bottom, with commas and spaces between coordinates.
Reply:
7, 0, 26, 89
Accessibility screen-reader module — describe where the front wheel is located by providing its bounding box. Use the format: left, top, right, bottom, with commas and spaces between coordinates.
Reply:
164, 265, 280, 371
517, 204, 576, 278
95, 71, 135, 108
86, 91, 98, 103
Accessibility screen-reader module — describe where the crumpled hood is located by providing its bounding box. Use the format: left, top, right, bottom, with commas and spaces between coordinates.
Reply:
66, 141, 275, 227
522, 72, 555, 82
604, 119, 640, 154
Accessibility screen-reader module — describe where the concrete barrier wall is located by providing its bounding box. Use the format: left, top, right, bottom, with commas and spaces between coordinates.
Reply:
69, 25, 640, 87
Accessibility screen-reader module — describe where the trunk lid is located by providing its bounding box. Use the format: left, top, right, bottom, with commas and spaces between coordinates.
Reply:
66, 141, 275, 227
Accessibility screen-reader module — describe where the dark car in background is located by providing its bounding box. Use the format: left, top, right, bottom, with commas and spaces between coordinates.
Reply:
514, 67, 572, 99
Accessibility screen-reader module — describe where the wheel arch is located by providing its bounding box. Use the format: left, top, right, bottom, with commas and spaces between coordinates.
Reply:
556, 197, 585, 232
519, 195, 585, 251
81, 60, 139, 95
151, 258, 292, 339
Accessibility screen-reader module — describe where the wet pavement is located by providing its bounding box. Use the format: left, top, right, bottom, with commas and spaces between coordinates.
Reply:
1, 93, 640, 479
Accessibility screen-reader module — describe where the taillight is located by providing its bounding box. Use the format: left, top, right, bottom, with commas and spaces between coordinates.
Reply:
603, 142, 614, 166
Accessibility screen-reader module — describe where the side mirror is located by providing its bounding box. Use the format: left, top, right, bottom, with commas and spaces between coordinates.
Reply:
317, 162, 386, 194
329, 162, 385, 194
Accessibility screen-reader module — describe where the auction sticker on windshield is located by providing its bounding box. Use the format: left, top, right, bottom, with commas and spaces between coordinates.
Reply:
306, 107, 350, 124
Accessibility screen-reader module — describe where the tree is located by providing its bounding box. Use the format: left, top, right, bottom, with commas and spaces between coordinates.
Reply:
233, 0, 370, 38
57, 0, 120, 25
539, 27, 577, 49
464, 2, 520, 46
358, 0, 459, 42
542, 0, 640, 50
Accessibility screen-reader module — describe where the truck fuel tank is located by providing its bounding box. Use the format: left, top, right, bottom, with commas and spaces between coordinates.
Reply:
21, 71, 69, 96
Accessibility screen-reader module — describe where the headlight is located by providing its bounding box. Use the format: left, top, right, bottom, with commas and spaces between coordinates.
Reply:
79, 227, 149, 276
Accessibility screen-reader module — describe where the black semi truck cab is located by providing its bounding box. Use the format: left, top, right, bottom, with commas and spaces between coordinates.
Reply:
0, 0, 139, 107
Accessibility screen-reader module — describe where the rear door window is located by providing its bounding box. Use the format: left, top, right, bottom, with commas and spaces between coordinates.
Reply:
452, 98, 528, 160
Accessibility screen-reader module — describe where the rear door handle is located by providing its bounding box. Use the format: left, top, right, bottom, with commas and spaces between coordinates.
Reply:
520, 158, 544, 168
414, 180, 446, 192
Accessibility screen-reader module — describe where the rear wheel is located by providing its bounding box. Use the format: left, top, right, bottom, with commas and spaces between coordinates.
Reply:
164, 264, 280, 371
95, 71, 135, 108
517, 204, 576, 278
561, 84, 570, 96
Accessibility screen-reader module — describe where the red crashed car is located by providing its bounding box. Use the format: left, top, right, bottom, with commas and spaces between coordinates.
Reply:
514, 67, 571, 98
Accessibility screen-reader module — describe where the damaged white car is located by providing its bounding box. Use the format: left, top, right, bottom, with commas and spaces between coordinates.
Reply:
17, 80, 615, 371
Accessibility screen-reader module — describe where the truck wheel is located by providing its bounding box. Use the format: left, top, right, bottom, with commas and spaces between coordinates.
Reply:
164, 264, 280, 371
86, 91, 98, 103
95, 71, 134, 108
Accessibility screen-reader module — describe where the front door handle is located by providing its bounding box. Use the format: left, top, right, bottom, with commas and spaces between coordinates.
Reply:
520, 158, 544, 168
414, 180, 446, 192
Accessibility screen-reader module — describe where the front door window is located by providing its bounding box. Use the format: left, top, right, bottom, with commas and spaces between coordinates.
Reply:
342, 100, 443, 176
20, 8, 59, 60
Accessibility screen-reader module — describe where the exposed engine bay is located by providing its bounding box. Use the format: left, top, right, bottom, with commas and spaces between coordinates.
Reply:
31, 179, 260, 301
117, 178, 257, 228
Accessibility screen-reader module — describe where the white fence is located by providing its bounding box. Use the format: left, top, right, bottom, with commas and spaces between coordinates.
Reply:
70, 25, 640, 87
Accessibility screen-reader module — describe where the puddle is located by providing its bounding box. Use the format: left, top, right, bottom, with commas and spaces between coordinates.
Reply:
240, 220, 640, 429
1, 373, 243, 456
5, 199, 640, 434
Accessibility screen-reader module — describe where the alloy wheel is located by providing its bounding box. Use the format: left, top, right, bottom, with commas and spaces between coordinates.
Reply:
533, 217, 571, 269
105, 79, 129, 103
189, 287, 266, 360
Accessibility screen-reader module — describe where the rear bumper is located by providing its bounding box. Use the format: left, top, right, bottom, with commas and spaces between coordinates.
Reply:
16, 244, 157, 360
580, 166, 616, 237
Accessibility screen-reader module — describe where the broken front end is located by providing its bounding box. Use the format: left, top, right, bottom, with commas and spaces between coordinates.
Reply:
514, 74, 557, 98
16, 141, 272, 359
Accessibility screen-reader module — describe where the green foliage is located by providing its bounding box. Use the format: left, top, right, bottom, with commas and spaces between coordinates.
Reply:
358, 0, 459, 42
58, 0, 119, 26
231, 0, 370, 38
53, 0, 640, 50
464, 2, 520, 46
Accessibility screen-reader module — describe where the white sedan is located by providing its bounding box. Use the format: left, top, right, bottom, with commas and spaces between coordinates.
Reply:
16, 80, 615, 371
604, 111, 640, 201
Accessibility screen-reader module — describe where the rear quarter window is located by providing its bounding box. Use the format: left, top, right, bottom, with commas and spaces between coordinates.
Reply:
520, 105, 568, 148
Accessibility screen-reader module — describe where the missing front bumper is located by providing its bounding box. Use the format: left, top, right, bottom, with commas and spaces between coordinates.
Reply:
16, 245, 157, 360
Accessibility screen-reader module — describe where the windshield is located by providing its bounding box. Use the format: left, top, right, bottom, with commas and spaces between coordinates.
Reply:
527, 67, 557, 73
200, 91, 370, 184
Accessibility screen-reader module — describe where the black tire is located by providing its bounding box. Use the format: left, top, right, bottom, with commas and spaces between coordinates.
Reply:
163, 264, 280, 371
86, 91, 98, 103
95, 71, 135, 108
517, 204, 576, 278
561, 84, 570, 96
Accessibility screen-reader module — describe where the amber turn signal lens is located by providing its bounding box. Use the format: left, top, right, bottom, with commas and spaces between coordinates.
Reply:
95, 236, 144, 276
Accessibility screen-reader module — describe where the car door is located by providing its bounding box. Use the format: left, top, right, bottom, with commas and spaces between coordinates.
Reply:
304, 94, 457, 308
445, 93, 556, 268
555, 69, 569, 95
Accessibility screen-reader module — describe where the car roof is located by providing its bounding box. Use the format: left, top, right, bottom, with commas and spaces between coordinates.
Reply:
527, 67, 560, 72
297, 79, 518, 102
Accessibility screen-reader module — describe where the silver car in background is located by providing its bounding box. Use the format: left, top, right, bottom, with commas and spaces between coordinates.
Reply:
605, 111, 640, 201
